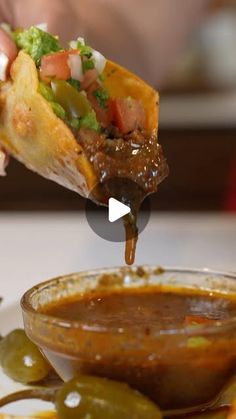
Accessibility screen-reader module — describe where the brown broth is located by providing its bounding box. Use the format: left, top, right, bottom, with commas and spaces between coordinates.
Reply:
42, 287, 236, 329
37, 286, 236, 411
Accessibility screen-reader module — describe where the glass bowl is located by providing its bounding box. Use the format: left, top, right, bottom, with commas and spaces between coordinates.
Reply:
21, 266, 236, 414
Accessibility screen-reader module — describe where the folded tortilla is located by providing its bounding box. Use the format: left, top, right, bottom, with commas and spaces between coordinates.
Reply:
0, 51, 159, 201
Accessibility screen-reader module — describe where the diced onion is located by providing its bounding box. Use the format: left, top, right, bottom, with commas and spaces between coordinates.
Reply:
77, 37, 85, 45
0, 52, 9, 81
69, 37, 85, 49
92, 50, 106, 74
0, 148, 9, 176
35, 23, 48, 32
69, 40, 77, 50
51, 81, 56, 93
68, 53, 83, 81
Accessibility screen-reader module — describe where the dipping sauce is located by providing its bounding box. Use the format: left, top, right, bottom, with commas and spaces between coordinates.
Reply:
39, 285, 236, 411
22, 268, 236, 416
42, 287, 236, 328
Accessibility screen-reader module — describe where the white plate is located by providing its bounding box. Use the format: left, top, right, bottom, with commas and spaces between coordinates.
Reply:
0, 302, 55, 417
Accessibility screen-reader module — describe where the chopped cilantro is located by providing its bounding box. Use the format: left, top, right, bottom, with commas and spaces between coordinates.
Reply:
38, 82, 54, 102
82, 59, 95, 73
69, 111, 100, 132
98, 73, 105, 82
67, 78, 81, 91
187, 337, 210, 349
50, 102, 66, 120
79, 111, 100, 131
13, 26, 62, 66
69, 117, 81, 130
93, 88, 109, 109
38, 82, 66, 119
77, 40, 93, 58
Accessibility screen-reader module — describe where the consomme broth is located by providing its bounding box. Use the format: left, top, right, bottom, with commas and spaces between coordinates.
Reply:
38, 286, 236, 411
22, 269, 236, 413
41, 286, 236, 329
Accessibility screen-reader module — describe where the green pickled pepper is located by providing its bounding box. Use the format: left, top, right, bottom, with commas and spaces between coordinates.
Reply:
0, 329, 51, 384
56, 375, 162, 419
51, 80, 92, 119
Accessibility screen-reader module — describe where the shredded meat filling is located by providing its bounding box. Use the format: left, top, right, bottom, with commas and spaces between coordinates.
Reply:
77, 127, 168, 194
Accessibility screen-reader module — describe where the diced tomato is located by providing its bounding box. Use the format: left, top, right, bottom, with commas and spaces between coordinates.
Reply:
110, 98, 146, 134
87, 82, 111, 127
40, 50, 80, 82
184, 315, 212, 326
81, 69, 99, 91
0, 28, 18, 68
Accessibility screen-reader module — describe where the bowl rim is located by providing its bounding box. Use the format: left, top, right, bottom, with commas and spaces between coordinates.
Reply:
21, 265, 236, 337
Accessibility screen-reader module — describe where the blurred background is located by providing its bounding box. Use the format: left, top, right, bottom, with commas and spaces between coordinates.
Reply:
0, 0, 236, 212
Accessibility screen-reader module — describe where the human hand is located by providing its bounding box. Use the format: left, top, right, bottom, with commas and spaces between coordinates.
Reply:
0, 0, 79, 44
0, 0, 228, 87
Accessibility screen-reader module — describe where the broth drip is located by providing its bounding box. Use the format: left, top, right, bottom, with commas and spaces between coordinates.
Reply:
124, 213, 138, 265
78, 128, 169, 265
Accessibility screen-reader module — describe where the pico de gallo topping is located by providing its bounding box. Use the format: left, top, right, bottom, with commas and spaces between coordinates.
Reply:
0, 24, 148, 137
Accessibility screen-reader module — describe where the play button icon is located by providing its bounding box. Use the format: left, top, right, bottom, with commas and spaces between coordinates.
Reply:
85, 177, 151, 243
108, 198, 131, 223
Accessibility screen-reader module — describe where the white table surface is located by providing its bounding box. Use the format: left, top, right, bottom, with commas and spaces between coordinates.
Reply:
0, 212, 235, 313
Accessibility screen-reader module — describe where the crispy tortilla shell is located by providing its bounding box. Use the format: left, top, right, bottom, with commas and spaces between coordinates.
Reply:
0, 51, 96, 197
0, 51, 159, 199
104, 61, 159, 136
